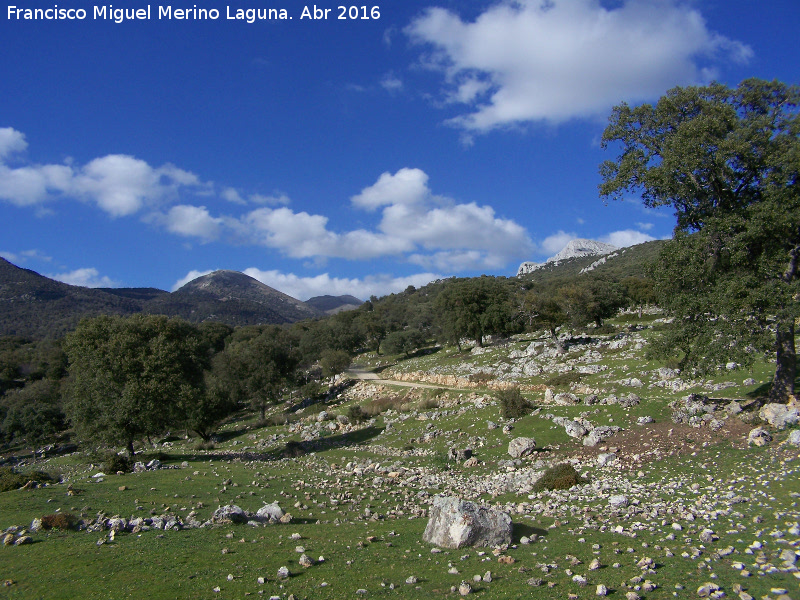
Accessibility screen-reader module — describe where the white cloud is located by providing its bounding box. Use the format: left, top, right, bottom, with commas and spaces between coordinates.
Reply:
541, 230, 578, 255
599, 229, 656, 247
635, 222, 654, 231
171, 269, 215, 291
48, 267, 119, 288
0, 127, 28, 159
351, 168, 430, 210
158, 205, 224, 241
406, 0, 751, 132
242, 268, 441, 301
73, 155, 201, 217
381, 72, 404, 93
0, 128, 207, 216
1, 128, 533, 274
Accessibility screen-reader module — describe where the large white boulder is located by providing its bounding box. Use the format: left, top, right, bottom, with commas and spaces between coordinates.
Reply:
423, 496, 512, 549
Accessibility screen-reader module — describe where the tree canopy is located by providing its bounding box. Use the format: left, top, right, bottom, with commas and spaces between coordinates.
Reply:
600, 78, 800, 402
63, 314, 209, 456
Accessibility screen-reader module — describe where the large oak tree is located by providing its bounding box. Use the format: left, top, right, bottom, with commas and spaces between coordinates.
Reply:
600, 78, 800, 402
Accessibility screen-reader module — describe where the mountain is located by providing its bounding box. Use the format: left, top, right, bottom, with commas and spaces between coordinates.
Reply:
517, 238, 618, 276
0, 261, 329, 339
517, 239, 667, 283
0, 257, 145, 339
305, 295, 364, 315
142, 270, 321, 327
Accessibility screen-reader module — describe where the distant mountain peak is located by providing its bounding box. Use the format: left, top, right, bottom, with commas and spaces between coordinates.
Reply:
517, 238, 618, 276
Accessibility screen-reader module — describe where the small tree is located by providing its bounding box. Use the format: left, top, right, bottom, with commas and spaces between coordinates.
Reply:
216, 326, 300, 421
435, 277, 514, 349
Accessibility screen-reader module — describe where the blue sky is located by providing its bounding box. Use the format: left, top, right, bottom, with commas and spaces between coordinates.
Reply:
2, 0, 798, 300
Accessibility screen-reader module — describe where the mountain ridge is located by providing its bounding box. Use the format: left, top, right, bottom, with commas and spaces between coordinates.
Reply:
517, 238, 619, 276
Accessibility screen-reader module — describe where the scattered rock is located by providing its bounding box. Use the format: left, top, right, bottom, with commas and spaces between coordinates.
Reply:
759, 403, 799, 429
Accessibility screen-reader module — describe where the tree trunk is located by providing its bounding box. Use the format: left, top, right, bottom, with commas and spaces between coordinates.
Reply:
769, 320, 796, 403
126, 439, 136, 458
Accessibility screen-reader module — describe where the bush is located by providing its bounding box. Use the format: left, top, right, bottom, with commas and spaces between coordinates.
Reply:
545, 372, 583, 387
418, 397, 440, 411
347, 405, 368, 423
41, 512, 76, 531
103, 452, 132, 474
532, 463, 586, 492
194, 440, 215, 451
497, 387, 533, 419
282, 440, 306, 458
0, 466, 54, 492
468, 372, 494, 385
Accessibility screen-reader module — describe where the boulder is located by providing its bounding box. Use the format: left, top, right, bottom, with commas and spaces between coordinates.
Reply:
508, 437, 536, 458
554, 393, 579, 406
563, 421, 588, 439
583, 426, 621, 447
747, 427, 772, 447
787, 430, 800, 446
448, 448, 473, 462
211, 505, 249, 524
256, 503, 284, 523
759, 403, 799, 429
422, 496, 512, 549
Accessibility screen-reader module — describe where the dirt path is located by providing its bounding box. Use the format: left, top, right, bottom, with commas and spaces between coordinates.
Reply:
347, 367, 452, 390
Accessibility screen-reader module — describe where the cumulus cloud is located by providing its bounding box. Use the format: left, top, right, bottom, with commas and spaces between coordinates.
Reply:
406, 0, 752, 132
0, 249, 52, 264
48, 267, 119, 288
600, 229, 656, 247
0, 127, 28, 159
1, 127, 533, 274
157, 205, 224, 241
242, 268, 441, 301
0, 128, 207, 215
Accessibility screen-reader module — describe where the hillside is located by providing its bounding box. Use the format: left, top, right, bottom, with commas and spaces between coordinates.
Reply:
143, 270, 322, 327
1, 308, 797, 599
517, 239, 667, 284
305, 294, 364, 315
0, 258, 144, 339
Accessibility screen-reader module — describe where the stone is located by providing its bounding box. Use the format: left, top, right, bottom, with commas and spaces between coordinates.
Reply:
583, 426, 620, 447
563, 421, 588, 439
316, 411, 329, 422
554, 393, 579, 406
146, 459, 162, 470
277, 566, 290, 579
211, 505, 249, 524
256, 503, 284, 523
458, 581, 472, 595
422, 496, 512, 549
759, 403, 799, 429
788, 430, 800, 446
597, 453, 616, 467
448, 448, 473, 462
747, 427, 772, 446
637, 416, 654, 425
608, 495, 628, 509
508, 437, 536, 459
596, 584, 608, 596
298, 554, 313, 568
30, 518, 42, 533
13, 536, 32, 546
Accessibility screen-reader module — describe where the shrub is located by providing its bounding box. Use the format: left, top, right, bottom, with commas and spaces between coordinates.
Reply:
41, 512, 76, 531
103, 452, 132, 474
545, 372, 583, 387
497, 387, 533, 419
418, 397, 440, 411
468, 372, 494, 385
282, 440, 306, 458
194, 440, 215, 451
0, 467, 54, 492
347, 405, 368, 423
532, 463, 586, 492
